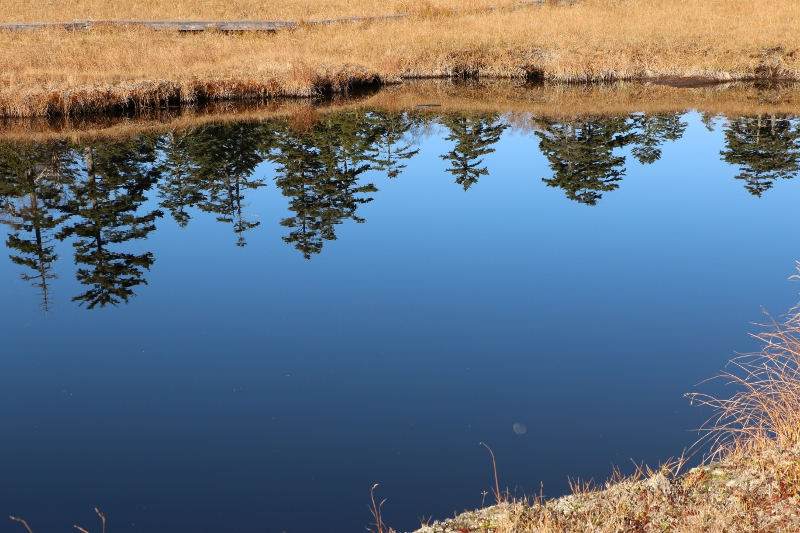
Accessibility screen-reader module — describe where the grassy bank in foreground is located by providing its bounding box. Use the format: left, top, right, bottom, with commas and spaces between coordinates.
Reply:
414, 445, 800, 533
1, 0, 800, 117
411, 276, 800, 533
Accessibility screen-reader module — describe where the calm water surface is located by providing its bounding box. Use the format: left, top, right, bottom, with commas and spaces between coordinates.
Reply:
2, 109, 800, 533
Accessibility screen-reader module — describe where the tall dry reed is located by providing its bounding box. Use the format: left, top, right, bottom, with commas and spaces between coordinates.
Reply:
688, 263, 800, 457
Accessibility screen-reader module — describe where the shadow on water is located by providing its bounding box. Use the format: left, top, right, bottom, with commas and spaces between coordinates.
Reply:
2, 109, 800, 310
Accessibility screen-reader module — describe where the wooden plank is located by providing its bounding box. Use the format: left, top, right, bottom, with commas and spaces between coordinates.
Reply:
0, 21, 90, 31
0, 1, 550, 33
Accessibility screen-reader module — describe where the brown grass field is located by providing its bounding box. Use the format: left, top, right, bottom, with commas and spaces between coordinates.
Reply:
1, 0, 800, 117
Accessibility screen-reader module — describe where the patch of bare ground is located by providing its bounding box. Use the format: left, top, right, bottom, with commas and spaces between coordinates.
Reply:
1, 0, 800, 117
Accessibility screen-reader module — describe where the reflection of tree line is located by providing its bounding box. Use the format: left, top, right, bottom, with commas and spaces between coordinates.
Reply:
1, 111, 799, 310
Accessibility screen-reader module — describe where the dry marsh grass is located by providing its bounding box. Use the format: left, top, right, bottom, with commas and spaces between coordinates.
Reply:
1, 0, 800, 117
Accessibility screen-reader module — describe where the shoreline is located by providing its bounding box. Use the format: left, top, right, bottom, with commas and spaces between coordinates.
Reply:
413, 444, 800, 533
2, 79, 800, 140
2, 74, 800, 119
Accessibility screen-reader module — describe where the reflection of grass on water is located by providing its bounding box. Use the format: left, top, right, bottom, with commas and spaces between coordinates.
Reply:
416, 267, 800, 533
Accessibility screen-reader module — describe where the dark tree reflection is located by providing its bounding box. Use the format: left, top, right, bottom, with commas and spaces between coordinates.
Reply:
720, 114, 800, 196
536, 116, 633, 205
268, 111, 378, 259
0, 107, 703, 313
365, 109, 420, 179
0, 141, 76, 311
156, 131, 205, 228
536, 113, 686, 205
439, 112, 508, 191
159, 123, 271, 245
629, 113, 687, 165
57, 138, 163, 309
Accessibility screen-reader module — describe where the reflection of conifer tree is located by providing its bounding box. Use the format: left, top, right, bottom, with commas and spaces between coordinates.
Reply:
269, 112, 378, 259
57, 138, 163, 309
629, 112, 687, 165
439, 112, 508, 191
536, 116, 633, 206
0, 141, 76, 311
156, 131, 206, 228
720, 114, 800, 197
364, 109, 420, 179
176, 123, 271, 246
700, 112, 722, 132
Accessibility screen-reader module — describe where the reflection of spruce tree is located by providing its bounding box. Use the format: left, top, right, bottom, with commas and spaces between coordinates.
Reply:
269, 112, 378, 259
720, 114, 800, 197
0, 141, 76, 311
364, 109, 420, 179
439, 112, 508, 191
629, 113, 687, 165
175, 123, 270, 246
155, 131, 206, 228
536, 116, 633, 206
57, 138, 163, 308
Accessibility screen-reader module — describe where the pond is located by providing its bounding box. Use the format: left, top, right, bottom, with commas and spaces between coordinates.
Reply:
2, 102, 800, 533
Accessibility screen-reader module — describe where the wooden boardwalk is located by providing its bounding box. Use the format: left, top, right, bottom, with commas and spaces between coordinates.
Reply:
0, 1, 548, 33
0, 15, 406, 33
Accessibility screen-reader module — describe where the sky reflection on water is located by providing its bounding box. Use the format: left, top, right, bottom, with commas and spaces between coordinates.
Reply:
1, 110, 800, 533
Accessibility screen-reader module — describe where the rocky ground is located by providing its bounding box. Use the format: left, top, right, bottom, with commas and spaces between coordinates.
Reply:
414, 445, 800, 533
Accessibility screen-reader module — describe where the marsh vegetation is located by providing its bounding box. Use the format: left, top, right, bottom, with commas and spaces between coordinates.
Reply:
1, 0, 800, 116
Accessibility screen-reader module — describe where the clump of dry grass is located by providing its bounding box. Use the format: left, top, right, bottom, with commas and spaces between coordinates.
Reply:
688, 263, 800, 457
1, 0, 800, 117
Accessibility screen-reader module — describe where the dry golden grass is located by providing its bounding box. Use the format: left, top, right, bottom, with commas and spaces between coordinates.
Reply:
1, 0, 800, 117
0, 0, 521, 22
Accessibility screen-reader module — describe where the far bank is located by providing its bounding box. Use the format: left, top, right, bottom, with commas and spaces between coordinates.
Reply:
1, 0, 799, 117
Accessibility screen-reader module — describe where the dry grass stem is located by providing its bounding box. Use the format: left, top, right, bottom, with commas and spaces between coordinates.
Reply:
9, 517, 34, 533
368, 484, 396, 533
480, 442, 502, 505
688, 262, 800, 457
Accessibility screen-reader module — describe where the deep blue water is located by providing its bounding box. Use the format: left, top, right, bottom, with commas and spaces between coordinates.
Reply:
2, 109, 800, 533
